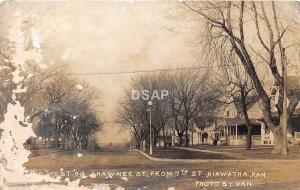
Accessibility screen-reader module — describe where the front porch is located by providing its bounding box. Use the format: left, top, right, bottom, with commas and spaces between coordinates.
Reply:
220, 119, 274, 146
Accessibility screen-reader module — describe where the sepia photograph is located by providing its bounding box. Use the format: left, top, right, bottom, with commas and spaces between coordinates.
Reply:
0, 1, 300, 189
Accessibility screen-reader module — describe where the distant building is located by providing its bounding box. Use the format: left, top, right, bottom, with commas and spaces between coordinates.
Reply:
156, 89, 300, 147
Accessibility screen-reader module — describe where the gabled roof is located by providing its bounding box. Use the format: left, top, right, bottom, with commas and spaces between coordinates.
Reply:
232, 95, 260, 115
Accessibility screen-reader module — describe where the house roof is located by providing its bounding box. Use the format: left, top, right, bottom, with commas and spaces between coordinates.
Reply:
293, 107, 300, 115
224, 118, 244, 126
270, 104, 300, 117
271, 76, 300, 95
224, 117, 261, 126
232, 95, 260, 115
288, 76, 300, 90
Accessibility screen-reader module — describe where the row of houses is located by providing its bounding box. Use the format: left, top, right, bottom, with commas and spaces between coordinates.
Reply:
163, 98, 300, 147
158, 76, 300, 147
197, 100, 300, 145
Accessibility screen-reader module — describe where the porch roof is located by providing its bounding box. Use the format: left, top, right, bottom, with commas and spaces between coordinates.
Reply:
224, 118, 261, 127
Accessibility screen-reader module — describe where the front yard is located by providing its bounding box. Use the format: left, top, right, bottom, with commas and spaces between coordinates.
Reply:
151, 148, 233, 159
145, 145, 300, 160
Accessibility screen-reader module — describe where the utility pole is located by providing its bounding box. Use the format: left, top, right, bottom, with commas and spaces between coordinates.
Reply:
282, 48, 288, 155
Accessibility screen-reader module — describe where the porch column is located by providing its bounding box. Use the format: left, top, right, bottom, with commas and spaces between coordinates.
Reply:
171, 131, 175, 146
261, 122, 265, 145
226, 126, 228, 138
228, 126, 230, 138
199, 132, 202, 144
235, 124, 238, 140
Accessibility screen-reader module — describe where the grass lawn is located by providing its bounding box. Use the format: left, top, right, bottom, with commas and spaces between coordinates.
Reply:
232, 146, 300, 159
150, 148, 233, 159
192, 144, 274, 150
172, 145, 300, 160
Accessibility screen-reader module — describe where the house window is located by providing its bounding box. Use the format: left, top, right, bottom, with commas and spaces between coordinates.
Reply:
226, 110, 230, 117
265, 126, 270, 133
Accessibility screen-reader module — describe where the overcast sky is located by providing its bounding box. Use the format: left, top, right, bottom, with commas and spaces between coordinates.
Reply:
1, 1, 200, 146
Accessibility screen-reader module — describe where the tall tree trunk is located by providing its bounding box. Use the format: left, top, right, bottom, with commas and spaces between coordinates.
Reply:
178, 132, 183, 146
191, 128, 194, 147
153, 132, 158, 148
162, 126, 167, 149
63, 138, 67, 150
133, 132, 141, 149
136, 139, 141, 149
56, 137, 59, 149
185, 129, 189, 147
139, 141, 143, 151
229, 33, 285, 153
272, 127, 285, 153
45, 138, 48, 149
185, 120, 189, 147
241, 95, 252, 150
271, 114, 290, 153
246, 125, 252, 150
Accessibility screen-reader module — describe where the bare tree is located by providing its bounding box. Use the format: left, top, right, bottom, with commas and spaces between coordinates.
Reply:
117, 69, 221, 149
183, 1, 300, 154
150, 72, 172, 148
116, 72, 172, 149
216, 51, 257, 150
22, 64, 102, 150
168, 74, 185, 146
116, 90, 149, 149
173, 70, 212, 146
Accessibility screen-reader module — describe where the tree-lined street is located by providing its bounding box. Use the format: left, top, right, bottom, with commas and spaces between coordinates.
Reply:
1, 1, 300, 189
